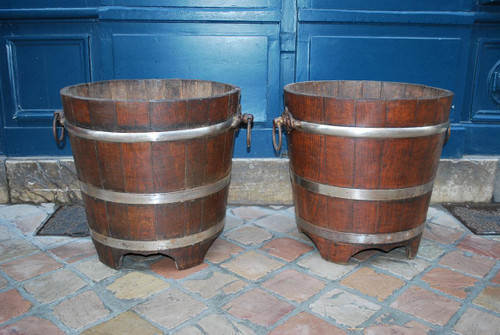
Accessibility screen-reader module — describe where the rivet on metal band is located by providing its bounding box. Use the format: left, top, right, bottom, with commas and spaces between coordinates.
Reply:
64, 115, 239, 143
292, 172, 434, 201
80, 174, 230, 205
296, 216, 425, 244
89, 219, 225, 251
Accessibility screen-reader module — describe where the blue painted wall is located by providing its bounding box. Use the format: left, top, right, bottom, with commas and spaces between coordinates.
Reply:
1, 0, 499, 158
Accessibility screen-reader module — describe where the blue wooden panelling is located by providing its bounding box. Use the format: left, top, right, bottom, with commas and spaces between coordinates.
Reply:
0, 1, 499, 158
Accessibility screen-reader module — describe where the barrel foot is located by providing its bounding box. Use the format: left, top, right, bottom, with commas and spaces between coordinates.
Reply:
405, 235, 423, 259
166, 236, 217, 270
92, 238, 126, 269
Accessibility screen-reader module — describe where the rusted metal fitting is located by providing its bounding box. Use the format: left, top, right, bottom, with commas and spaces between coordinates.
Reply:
53, 110, 65, 143
234, 105, 253, 147
272, 107, 300, 151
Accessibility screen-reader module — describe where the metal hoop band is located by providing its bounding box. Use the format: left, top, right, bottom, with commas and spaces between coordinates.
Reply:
90, 219, 225, 251
65, 115, 238, 143
292, 172, 434, 201
297, 120, 449, 139
297, 216, 425, 244
80, 174, 230, 205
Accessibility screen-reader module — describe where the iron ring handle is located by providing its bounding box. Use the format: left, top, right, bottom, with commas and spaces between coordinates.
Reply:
242, 113, 254, 147
272, 117, 283, 152
53, 110, 65, 143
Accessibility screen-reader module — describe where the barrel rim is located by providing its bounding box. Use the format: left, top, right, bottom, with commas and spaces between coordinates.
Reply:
283, 80, 454, 101
60, 78, 241, 103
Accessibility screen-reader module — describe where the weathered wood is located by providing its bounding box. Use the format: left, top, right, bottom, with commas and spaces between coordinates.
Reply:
284, 80, 453, 264
61, 79, 241, 269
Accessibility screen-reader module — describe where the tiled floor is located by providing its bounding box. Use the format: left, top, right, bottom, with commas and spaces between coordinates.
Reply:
0, 203, 499, 334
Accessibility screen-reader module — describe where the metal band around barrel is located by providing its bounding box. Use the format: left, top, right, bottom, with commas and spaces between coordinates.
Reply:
297, 216, 425, 244
64, 115, 238, 143
80, 174, 230, 205
292, 172, 434, 201
297, 120, 449, 138
89, 219, 225, 251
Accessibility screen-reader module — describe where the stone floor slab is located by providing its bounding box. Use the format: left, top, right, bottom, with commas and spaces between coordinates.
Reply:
453, 308, 500, 335
73, 257, 117, 282
457, 235, 500, 259
422, 223, 463, 245
364, 321, 431, 335
420, 267, 478, 299
181, 271, 246, 299
107, 272, 169, 300
417, 239, 445, 260
260, 237, 313, 262
231, 207, 269, 221
150, 257, 209, 280
340, 267, 405, 301
0, 289, 32, 323
174, 314, 255, 335
0, 238, 38, 262
53, 290, 110, 329
225, 226, 273, 246
491, 270, 500, 285
269, 312, 346, 335
23, 269, 87, 303
221, 250, 284, 281
223, 288, 294, 327
1, 252, 62, 281
309, 288, 381, 327
135, 289, 207, 330
390, 286, 461, 326
473, 285, 500, 313
438, 250, 496, 278
48, 240, 96, 263
205, 238, 244, 263
0, 316, 65, 335
81, 311, 162, 335
297, 252, 356, 281
262, 269, 325, 303
371, 250, 430, 280
254, 214, 296, 233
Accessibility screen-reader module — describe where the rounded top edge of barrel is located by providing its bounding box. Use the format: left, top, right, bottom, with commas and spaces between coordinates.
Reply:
283, 80, 454, 102
60, 79, 241, 103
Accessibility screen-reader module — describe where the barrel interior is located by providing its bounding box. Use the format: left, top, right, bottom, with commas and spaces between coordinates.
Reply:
62, 79, 237, 101
285, 81, 452, 100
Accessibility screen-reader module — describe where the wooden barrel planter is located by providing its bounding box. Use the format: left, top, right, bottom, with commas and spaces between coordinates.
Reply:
55, 79, 252, 269
273, 81, 453, 264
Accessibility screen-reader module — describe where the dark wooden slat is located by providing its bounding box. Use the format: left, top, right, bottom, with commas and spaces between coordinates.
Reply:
96, 142, 125, 192
151, 141, 186, 192
116, 100, 151, 131
121, 142, 154, 193
106, 202, 130, 239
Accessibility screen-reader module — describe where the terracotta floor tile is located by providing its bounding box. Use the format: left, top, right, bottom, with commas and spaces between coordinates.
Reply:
340, 267, 405, 301
1, 252, 62, 281
224, 215, 244, 231
151, 257, 208, 280
430, 211, 466, 231
107, 272, 169, 300
309, 288, 381, 327
262, 269, 325, 303
81, 311, 162, 335
421, 267, 478, 299
182, 271, 246, 299
390, 286, 461, 326
364, 321, 431, 335
221, 250, 284, 281
0, 276, 7, 289
0, 316, 65, 335
205, 238, 244, 263
13, 208, 49, 233
135, 289, 207, 330
422, 223, 463, 245
223, 288, 294, 327
175, 314, 255, 335
457, 236, 500, 259
453, 308, 500, 335
269, 312, 346, 335
225, 225, 273, 246
473, 286, 500, 313
254, 214, 296, 233
53, 290, 110, 329
260, 237, 313, 262
438, 250, 496, 277
231, 207, 269, 220
49, 240, 96, 263
0, 289, 32, 322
